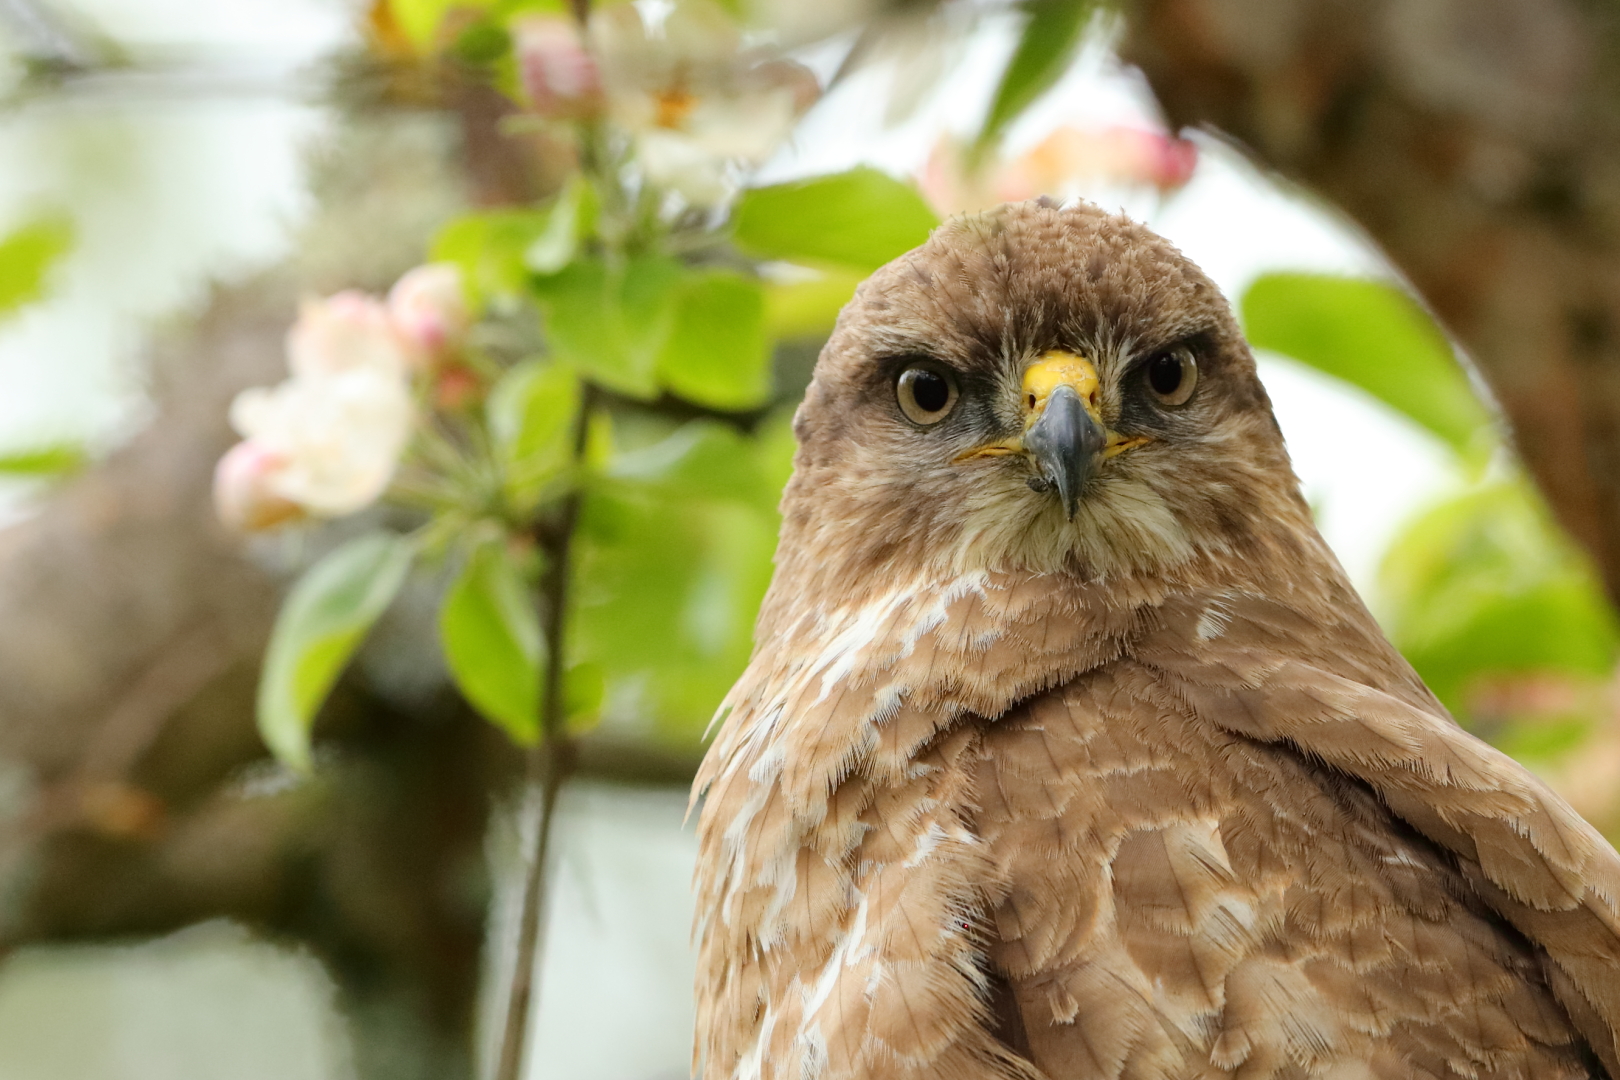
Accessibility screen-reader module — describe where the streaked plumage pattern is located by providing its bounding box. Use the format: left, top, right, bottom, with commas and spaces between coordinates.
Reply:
692, 201, 1620, 1080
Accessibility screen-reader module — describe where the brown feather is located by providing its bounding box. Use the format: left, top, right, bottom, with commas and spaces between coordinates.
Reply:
692, 201, 1620, 1080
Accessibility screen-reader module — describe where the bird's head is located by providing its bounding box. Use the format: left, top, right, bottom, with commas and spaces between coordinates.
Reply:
777, 199, 1315, 593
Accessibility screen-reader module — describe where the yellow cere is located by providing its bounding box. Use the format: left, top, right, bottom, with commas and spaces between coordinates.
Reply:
954, 349, 1149, 463
1022, 351, 1101, 420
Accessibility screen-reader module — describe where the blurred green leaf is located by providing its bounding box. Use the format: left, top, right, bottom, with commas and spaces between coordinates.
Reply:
573, 416, 789, 744
432, 209, 551, 307
754, 406, 798, 500
488, 360, 581, 510
762, 268, 864, 339
491, 0, 566, 15
0, 442, 86, 477
450, 19, 512, 66
565, 660, 605, 733
658, 270, 771, 410
533, 255, 682, 398
441, 537, 543, 744
1242, 273, 1492, 452
524, 176, 596, 275
976, 0, 1094, 151
610, 421, 770, 509
573, 485, 777, 744
388, 0, 494, 49
0, 215, 74, 320
258, 532, 417, 771
1381, 479, 1618, 714
733, 167, 938, 272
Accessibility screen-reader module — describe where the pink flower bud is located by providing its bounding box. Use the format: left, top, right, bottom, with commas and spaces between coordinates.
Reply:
214, 440, 304, 532
515, 14, 604, 120
387, 263, 470, 360
287, 291, 414, 378
1144, 132, 1198, 192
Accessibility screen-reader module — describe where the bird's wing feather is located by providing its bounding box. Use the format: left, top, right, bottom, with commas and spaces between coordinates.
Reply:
1131, 589, 1620, 1073
979, 660, 1601, 1079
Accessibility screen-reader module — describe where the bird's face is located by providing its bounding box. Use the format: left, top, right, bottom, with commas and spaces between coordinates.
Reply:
780, 200, 1309, 587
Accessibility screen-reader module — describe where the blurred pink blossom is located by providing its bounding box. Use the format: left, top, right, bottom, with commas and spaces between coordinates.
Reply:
919, 125, 1199, 217
590, 0, 818, 206
227, 368, 414, 520
216, 290, 421, 530
514, 14, 604, 120
213, 440, 304, 532
287, 291, 416, 378
388, 263, 469, 359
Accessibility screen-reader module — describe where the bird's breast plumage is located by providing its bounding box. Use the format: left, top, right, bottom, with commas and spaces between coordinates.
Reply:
693, 569, 1620, 1080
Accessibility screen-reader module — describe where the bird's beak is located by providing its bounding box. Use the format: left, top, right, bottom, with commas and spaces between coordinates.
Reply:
1022, 352, 1108, 519
955, 350, 1148, 519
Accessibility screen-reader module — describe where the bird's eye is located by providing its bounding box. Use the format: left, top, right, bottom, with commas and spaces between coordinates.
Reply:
1144, 346, 1198, 407
895, 363, 960, 425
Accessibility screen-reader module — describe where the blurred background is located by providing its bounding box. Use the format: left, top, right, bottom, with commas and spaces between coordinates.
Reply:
1, 0, 1617, 1077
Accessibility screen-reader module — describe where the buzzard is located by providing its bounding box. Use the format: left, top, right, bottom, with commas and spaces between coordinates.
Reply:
692, 201, 1620, 1079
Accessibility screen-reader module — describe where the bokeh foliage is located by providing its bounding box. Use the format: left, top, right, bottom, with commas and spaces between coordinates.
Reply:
1244, 272, 1620, 814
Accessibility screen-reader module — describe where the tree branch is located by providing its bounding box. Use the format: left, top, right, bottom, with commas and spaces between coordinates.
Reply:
493, 384, 595, 1080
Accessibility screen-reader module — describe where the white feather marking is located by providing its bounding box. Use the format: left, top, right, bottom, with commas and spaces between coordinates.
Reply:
1196, 593, 1235, 641
731, 1002, 776, 1080
904, 821, 948, 867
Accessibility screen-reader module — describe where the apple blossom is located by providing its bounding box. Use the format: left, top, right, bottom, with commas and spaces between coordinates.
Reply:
387, 263, 470, 359
214, 440, 303, 532
514, 13, 604, 120
589, 0, 819, 206
919, 125, 1200, 217
286, 290, 415, 378
227, 366, 415, 519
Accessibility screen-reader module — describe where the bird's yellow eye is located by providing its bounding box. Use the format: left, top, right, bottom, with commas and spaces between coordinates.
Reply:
896, 363, 960, 426
1144, 346, 1198, 407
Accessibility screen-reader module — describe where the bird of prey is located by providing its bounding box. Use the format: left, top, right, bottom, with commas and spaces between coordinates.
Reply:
691, 201, 1620, 1080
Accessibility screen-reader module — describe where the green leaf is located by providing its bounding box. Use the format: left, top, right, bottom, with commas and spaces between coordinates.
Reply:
432, 209, 551, 308
572, 480, 779, 745
523, 176, 596, 276
762, 268, 865, 339
732, 167, 939, 273
658, 270, 771, 409
976, 0, 1094, 151
440, 537, 544, 744
1242, 273, 1493, 453
0, 442, 86, 477
565, 660, 605, 733
0, 215, 74, 320
533, 255, 682, 398
609, 421, 769, 508
258, 533, 417, 771
450, 19, 512, 66
389, 0, 494, 49
1380, 478, 1618, 714
488, 360, 581, 509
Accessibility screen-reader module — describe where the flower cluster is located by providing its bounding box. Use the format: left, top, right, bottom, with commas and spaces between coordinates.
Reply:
919, 124, 1199, 217
214, 264, 469, 532
514, 0, 819, 206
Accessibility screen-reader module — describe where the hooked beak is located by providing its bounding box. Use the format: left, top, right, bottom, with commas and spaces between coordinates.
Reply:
1025, 382, 1106, 519
954, 350, 1149, 519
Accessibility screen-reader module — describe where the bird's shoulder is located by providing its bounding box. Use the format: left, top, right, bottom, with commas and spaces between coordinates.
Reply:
979, 654, 1607, 1078
977, 581, 1620, 1077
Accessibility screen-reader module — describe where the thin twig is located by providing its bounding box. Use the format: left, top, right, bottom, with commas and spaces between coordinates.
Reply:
492, 384, 594, 1080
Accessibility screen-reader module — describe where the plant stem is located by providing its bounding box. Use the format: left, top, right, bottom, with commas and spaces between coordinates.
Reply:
492, 386, 594, 1080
